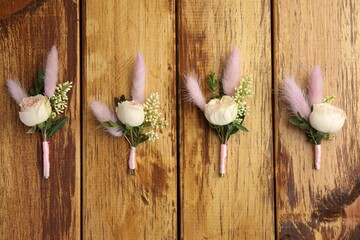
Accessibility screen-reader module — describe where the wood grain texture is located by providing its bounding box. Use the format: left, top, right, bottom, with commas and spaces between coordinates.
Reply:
274, 0, 360, 238
178, 0, 274, 239
0, 0, 80, 239
83, 0, 176, 239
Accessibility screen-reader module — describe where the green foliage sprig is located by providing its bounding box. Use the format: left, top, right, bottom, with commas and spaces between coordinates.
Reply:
289, 112, 329, 145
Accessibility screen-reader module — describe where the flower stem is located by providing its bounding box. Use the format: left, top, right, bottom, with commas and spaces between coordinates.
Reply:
221, 127, 226, 144
310, 130, 318, 145
41, 128, 47, 141
128, 146, 136, 175
314, 144, 321, 170
43, 141, 50, 179
220, 143, 228, 177
123, 134, 131, 146
130, 128, 134, 146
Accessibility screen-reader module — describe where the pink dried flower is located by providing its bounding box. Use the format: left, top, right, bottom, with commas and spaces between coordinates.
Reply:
6, 79, 29, 104
91, 101, 122, 137
283, 77, 311, 119
184, 72, 206, 111
222, 48, 240, 95
44, 45, 58, 97
131, 53, 146, 103
308, 65, 323, 106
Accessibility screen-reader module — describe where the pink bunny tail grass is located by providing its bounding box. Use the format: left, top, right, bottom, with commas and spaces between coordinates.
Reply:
183, 72, 206, 111
131, 52, 146, 103
308, 65, 323, 106
106, 127, 122, 137
90, 101, 122, 137
91, 101, 116, 122
6, 79, 28, 104
283, 77, 311, 119
222, 48, 240, 95
44, 45, 58, 97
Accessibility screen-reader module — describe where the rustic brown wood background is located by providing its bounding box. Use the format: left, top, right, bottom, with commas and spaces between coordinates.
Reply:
0, 0, 80, 239
83, 0, 177, 239
274, 0, 360, 239
0, 0, 359, 239
178, 0, 274, 239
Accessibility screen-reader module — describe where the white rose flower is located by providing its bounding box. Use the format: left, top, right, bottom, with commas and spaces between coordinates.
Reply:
204, 96, 238, 126
116, 100, 145, 127
19, 95, 52, 127
309, 103, 346, 134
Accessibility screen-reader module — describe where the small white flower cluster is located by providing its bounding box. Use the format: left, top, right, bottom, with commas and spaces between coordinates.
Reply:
233, 75, 253, 118
232, 118, 243, 125
158, 118, 168, 128
145, 130, 159, 141
143, 92, 167, 129
143, 92, 168, 142
50, 81, 73, 118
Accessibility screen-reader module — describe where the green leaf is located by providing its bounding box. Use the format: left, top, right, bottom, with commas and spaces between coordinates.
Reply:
27, 126, 37, 134
315, 135, 323, 144
209, 123, 219, 129
315, 131, 328, 144
207, 71, 219, 98
226, 124, 238, 136
218, 80, 224, 97
120, 95, 126, 102
45, 117, 52, 131
235, 123, 249, 132
35, 70, 44, 90
226, 124, 234, 131
37, 122, 46, 130
47, 116, 67, 137
114, 95, 126, 106
109, 121, 118, 128
227, 129, 239, 140
299, 122, 310, 130
134, 134, 149, 147
102, 120, 120, 128
289, 117, 302, 126
29, 88, 36, 96
102, 121, 113, 128
29, 69, 45, 96
125, 124, 133, 131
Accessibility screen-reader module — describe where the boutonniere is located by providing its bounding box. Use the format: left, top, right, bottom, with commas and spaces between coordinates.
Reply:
283, 66, 346, 169
91, 53, 167, 175
184, 48, 253, 177
6, 46, 73, 179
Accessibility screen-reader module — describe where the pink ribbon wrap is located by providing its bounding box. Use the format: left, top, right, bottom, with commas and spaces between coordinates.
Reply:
220, 143, 228, 177
314, 144, 321, 170
128, 146, 136, 175
43, 141, 50, 179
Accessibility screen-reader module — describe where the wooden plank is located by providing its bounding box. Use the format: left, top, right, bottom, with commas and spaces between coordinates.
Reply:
178, 1, 274, 239
0, 0, 80, 239
82, 0, 176, 239
274, 0, 360, 238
